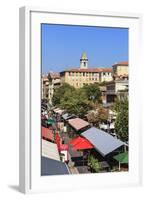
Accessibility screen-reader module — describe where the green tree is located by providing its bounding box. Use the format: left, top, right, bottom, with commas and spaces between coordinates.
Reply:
52, 82, 102, 118
81, 83, 102, 103
60, 89, 91, 118
52, 83, 75, 106
86, 111, 99, 126
87, 106, 109, 127
114, 98, 128, 141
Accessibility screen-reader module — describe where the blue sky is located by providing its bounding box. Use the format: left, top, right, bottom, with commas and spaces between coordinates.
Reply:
41, 24, 128, 74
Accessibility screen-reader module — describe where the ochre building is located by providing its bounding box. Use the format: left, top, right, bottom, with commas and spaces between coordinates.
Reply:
60, 53, 113, 88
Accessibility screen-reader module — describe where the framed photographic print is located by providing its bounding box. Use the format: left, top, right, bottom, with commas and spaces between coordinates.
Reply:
19, 7, 143, 193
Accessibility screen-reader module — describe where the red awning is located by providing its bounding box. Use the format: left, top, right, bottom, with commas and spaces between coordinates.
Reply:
41, 127, 54, 142
69, 136, 94, 150
69, 137, 80, 146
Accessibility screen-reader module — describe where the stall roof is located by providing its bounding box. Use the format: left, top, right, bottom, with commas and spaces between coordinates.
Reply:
56, 109, 65, 115
113, 152, 128, 164
81, 127, 125, 156
53, 108, 60, 112
68, 118, 89, 131
41, 127, 54, 142
53, 108, 64, 114
62, 113, 68, 120
69, 136, 94, 150
41, 156, 70, 176
62, 113, 77, 120
42, 139, 60, 161
47, 118, 55, 125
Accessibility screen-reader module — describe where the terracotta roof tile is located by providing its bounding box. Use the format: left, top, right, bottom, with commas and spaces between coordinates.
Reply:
62, 68, 112, 73
112, 61, 128, 67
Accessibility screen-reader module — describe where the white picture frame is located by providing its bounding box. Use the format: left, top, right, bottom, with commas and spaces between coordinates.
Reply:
19, 6, 143, 194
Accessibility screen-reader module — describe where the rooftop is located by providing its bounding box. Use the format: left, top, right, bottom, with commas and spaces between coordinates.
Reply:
112, 61, 128, 67
41, 126, 54, 142
41, 156, 69, 176
42, 139, 60, 161
48, 72, 60, 79
61, 67, 113, 73
69, 136, 94, 150
81, 127, 125, 156
68, 117, 90, 131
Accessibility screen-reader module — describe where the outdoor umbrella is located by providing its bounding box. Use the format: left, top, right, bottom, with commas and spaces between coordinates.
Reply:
113, 152, 128, 171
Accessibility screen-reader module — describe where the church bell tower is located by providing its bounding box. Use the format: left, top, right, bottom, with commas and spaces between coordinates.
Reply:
80, 52, 88, 69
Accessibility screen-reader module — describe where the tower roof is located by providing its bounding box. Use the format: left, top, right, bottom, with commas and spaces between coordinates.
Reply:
81, 52, 87, 60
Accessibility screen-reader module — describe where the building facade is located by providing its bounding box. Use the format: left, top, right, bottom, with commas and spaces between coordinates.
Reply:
41, 72, 61, 104
112, 61, 128, 77
106, 62, 129, 103
48, 72, 61, 104
60, 53, 113, 88
41, 54, 128, 105
42, 74, 49, 100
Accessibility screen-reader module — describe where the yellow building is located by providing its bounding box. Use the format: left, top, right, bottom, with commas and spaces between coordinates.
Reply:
60, 53, 113, 88
112, 61, 128, 77
106, 61, 129, 103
